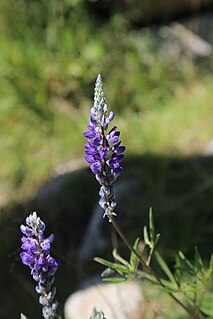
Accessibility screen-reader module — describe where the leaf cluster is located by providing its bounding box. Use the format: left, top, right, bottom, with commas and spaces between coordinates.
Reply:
95, 209, 213, 318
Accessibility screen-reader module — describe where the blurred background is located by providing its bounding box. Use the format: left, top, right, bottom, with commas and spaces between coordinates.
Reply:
0, 0, 213, 318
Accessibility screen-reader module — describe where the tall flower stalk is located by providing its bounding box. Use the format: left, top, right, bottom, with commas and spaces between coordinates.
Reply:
20, 212, 61, 319
84, 75, 211, 319
84, 74, 125, 218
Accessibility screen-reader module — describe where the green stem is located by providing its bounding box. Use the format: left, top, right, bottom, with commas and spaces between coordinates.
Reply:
108, 215, 200, 319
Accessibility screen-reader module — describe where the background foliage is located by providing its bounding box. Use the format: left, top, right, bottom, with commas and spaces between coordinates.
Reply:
1, 0, 213, 199
0, 0, 212, 318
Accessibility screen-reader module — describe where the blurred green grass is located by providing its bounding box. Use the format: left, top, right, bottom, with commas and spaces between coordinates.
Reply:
0, 2, 213, 318
1, 75, 213, 199
1, 0, 213, 201
139, 282, 213, 319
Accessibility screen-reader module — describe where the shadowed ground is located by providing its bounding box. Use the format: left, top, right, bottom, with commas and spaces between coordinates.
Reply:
0, 154, 212, 318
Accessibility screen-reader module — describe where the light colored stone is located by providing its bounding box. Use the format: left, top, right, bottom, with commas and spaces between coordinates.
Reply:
203, 139, 213, 156
64, 281, 143, 319
160, 22, 212, 58
78, 180, 139, 263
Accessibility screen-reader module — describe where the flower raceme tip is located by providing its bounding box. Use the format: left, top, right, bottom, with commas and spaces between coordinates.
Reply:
83, 74, 125, 218
20, 212, 61, 319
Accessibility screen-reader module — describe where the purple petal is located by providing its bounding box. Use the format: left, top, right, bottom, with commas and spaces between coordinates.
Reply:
41, 234, 54, 251
114, 146, 126, 154
20, 225, 26, 234
90, 116, 97, 125
21, 238, 37, 252
99, 148, 107, 159
20, 252, 34, 265
38, 254, 45, 265
90, 107, 96, 117
85, 148, 97, 156
93, 136, 102, 145
108, 126, 117, 134
91, 162, 102, 173
85, 155, 95, 164
107, 129, 120, 143
101, 115, 106, 127
83, 131, 96, 138
113, 154, 124, 163
107, 111, 114, 122
108, 136, 119, 143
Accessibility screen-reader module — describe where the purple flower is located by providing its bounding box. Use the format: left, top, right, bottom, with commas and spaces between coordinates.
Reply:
83, 74, 125, 218
20, 212, 61, 319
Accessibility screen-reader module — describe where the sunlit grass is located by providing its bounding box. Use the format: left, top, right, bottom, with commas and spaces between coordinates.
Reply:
119, 78, 213, 156
1, 76, 213, 201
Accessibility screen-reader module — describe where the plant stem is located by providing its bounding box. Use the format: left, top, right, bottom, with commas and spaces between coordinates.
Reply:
109, 215, 148, 270
108, 215, 200, 319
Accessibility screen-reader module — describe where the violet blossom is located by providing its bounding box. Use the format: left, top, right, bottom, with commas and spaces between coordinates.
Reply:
83, 74, 125, 218
20, 212, 61, 319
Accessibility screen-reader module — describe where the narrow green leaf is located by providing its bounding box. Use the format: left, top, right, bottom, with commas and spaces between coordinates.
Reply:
94, 257, 129, 275
112, 249, 129, 266
206, 254, 213, 279
154, 233, 161, 247
130, 237, 140, 269
209, 254, 213, 273
149, 207, 154, 241
102, 277, 127, 283
178, 251, 194, 270
155, 251, 177, 286
143, 226, 151, 246
94, 257, 117, 268
20, 314, 28, 319
194, 246, 203, 273
174, 255, 181, 285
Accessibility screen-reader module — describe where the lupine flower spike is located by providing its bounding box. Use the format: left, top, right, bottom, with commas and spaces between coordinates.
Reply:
20, 212, 61, 319
84, 74, 125, 218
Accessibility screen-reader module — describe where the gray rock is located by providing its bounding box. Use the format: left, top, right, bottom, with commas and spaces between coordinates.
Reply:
78, 180, 139, 263
160, 22, 212, 58
203, 139, 213, 156
64, 281, 143, 319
